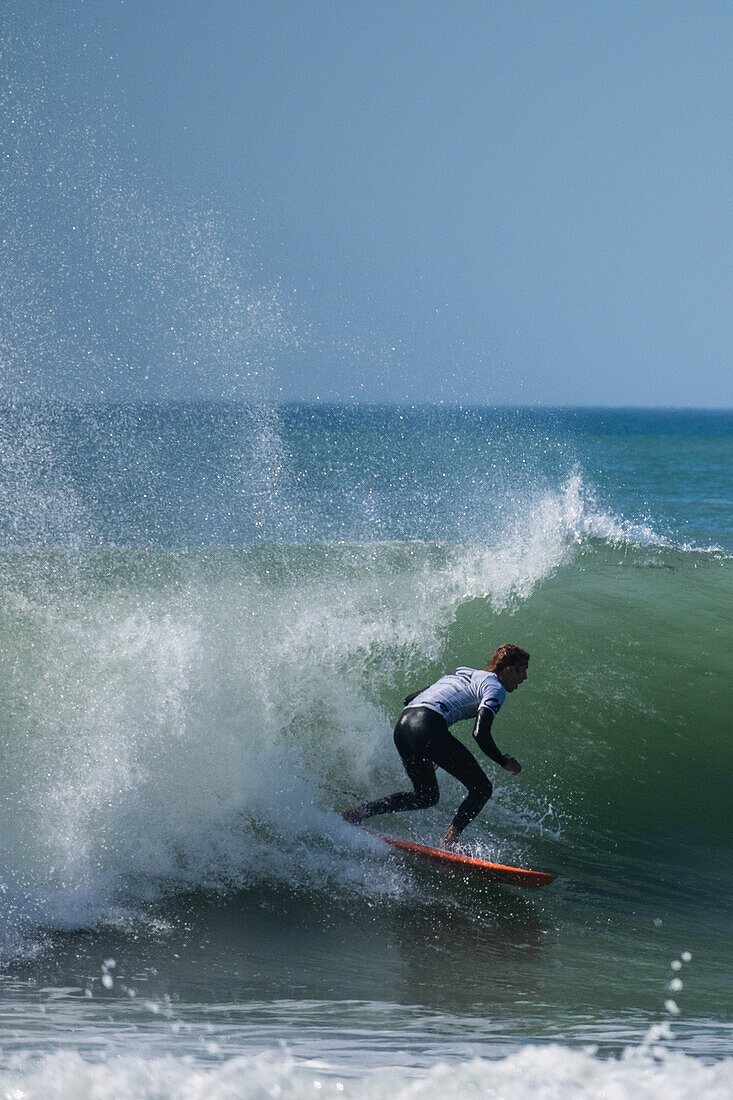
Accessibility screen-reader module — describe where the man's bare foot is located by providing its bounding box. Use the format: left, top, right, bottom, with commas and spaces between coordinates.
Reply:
439, 825, 461, 850
341, 808, 364, 825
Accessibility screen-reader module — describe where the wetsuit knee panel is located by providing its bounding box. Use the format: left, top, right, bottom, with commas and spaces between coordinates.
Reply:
479, 778, 493, 802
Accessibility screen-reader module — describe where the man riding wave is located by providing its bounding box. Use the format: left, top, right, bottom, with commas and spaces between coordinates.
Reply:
343, 644, 529, 849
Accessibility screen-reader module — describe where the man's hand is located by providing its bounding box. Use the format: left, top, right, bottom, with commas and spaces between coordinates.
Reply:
502, 756, 522, 775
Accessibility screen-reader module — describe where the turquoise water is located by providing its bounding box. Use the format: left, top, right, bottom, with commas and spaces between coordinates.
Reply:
0, 404, 730, 1096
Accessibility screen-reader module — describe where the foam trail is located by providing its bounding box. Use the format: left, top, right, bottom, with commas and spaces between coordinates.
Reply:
0, 1045, 730, 1099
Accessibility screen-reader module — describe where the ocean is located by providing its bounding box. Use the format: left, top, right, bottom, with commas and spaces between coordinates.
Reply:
0, 402, 730, 1097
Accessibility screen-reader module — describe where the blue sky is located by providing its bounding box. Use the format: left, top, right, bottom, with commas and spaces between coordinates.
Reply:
2, 1, 732, 405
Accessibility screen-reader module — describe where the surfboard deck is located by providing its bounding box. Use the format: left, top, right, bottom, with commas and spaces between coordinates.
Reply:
360, 827, 553, 888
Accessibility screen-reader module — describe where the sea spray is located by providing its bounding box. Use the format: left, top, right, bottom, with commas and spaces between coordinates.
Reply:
0, 8, 296, 407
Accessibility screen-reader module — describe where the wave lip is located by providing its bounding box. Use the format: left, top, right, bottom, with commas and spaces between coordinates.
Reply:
447, 471, 677, 613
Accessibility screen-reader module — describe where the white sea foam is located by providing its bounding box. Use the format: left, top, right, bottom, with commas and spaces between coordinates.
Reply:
0, 1045, 730, 1099
0, 547, 419, 954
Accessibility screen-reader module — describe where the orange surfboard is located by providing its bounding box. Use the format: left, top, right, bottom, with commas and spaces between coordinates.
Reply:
361, 827, 553, 888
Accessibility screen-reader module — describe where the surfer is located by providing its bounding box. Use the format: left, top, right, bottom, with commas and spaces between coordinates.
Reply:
342, 644, 528, 850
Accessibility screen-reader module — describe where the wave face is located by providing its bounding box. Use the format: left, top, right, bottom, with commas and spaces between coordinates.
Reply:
0, 539, 730, 930
0, 405, 730, 935
0, 404, 730, 1085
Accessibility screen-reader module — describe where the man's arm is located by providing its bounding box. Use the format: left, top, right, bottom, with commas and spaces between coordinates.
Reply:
473, 708, 522, 774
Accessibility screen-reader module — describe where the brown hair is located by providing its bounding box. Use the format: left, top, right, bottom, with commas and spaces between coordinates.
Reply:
487, 644, 530, 672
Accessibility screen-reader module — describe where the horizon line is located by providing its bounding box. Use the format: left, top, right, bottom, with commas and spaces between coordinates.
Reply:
1, 397, 732, 413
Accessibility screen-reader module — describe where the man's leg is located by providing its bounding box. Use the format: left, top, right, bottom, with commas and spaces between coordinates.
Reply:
429, 733, 492, 847
342, 709, 441, 824
341, 754, 438, 824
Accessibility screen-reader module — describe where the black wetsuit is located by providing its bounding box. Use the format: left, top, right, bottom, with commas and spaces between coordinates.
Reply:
353, 705, 501, 834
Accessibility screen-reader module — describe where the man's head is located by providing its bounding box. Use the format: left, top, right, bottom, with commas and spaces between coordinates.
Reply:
487, 644, 530, 692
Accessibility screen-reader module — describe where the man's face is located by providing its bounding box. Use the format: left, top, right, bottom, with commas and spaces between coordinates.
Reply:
502, 661, 529, 692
